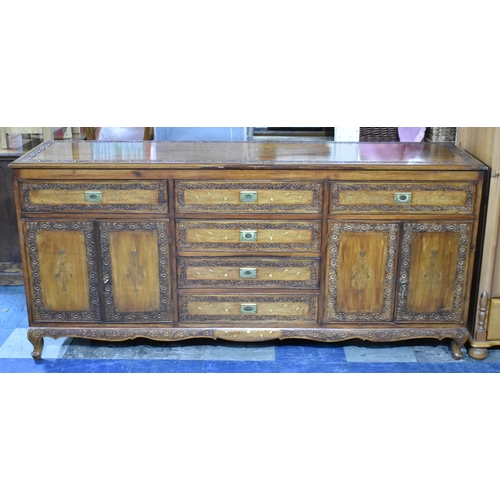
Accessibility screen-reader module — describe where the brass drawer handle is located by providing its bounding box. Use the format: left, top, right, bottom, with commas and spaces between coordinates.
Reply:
85, 191, 103, 203
240, 230, 257, 242
240, 267, 257, 279
240, 303, 257, 314
240, 190, 258, 203
394, 192, 412, 204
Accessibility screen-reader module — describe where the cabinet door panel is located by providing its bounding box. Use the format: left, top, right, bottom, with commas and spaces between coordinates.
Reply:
99, 221, 172, 322
396, 223, 471, 322
326, 222, 398, 322
25, 221, 100, 321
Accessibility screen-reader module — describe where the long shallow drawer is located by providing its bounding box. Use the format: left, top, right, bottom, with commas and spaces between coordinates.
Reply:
330, 182, 476, 214
178, 257, 320, 288
179, 294, 318, 323
176, 220, 321, 252
20, 181, 167, 212
175, 181, 322, 213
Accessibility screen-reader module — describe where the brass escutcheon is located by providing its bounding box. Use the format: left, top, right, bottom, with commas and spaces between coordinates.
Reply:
240, 190, 258, 203
240, 303, 257, 314
240, 230, 257, 242
394, 192, 412, 204
85, 191, 103, 203
240, 267, 257, 279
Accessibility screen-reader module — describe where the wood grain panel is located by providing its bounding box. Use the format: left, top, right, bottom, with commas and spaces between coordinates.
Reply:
108, 231, 161, 313
486, 298, 500, 340
337, 232, 389, 313
36, 230, 90, 312
407, 232, 460, 314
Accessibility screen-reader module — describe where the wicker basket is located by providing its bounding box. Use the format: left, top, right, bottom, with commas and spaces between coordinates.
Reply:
359, 127, 399, 142
424, 127, 456, 143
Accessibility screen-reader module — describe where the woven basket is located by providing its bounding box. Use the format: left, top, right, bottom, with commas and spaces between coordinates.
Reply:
424, 127, 456, 143
359, 127, 399, 142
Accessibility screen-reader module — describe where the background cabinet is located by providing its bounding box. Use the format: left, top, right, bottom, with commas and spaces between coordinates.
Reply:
457, 128, 500, 358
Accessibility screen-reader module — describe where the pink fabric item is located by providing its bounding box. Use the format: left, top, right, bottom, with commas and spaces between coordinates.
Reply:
398, 127, 426, 142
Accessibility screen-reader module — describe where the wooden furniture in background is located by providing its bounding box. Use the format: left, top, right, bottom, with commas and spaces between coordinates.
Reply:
0, 128, 79, 149
456, 128, 500, 359
10, 141, 487, 360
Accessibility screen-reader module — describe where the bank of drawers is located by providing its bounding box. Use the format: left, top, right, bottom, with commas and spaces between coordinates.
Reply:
176, 181, 322, 324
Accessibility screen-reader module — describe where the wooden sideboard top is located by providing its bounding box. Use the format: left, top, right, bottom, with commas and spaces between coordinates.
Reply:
10, 140, 487, 170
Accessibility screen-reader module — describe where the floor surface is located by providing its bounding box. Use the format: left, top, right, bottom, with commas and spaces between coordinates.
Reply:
2, 285, 500, 373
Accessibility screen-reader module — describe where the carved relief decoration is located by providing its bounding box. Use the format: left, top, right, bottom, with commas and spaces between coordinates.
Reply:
26, 221, 101, 321
330, 183, 474, 213
178, 258, 320, 288
280, 327, 468, 343
326, 223, 398, 322
99, 221, 172, 322
27, 326, 468, 352
179, 295, 318, 322
22, 182, 167, 212
176, 181, 322, 212
177, 220, 321, 252
396, 222, 470, 321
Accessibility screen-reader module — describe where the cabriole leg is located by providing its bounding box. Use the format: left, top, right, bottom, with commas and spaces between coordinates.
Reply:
451, 339, 465, 360
27, 330, 44, 361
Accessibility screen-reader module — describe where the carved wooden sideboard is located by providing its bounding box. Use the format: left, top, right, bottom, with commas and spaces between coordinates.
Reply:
9, 140, 487, 360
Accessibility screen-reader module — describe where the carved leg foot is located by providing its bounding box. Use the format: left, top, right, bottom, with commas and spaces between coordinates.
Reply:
27, 330, 44, 361
468, 347, 489, 360
451, 340, 465, 360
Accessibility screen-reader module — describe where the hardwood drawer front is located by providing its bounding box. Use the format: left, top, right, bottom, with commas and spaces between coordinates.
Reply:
330, 182, 476, 214
179, 294, 318, 323
178, 258, 320, 288
20, 182, 167, 212
176, 220, 321, 253
175, 181, 322, 213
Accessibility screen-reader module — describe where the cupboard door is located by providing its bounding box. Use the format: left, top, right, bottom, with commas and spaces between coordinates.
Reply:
326, 222, 399, 322
99, 221, 172, 322
25, 221, 101, 322
396, 222, 471, 322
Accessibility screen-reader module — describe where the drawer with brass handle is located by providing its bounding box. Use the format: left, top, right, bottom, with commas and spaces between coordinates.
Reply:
175, 181, 323, 213
177, 257, 320, 288
20, 181, 168, 212
176, 220, 321, 253
330, 182, 476, 214
179, 294, 318, 323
